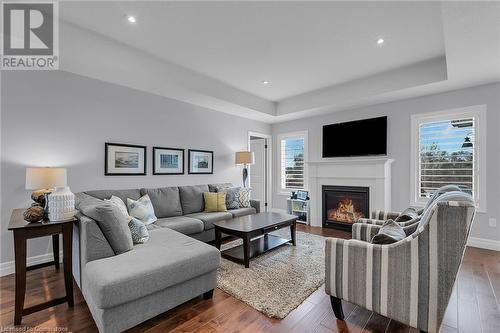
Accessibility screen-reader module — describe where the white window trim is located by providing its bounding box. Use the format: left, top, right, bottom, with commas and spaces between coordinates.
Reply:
276, 131, 308, 196
410, 105, 487, 212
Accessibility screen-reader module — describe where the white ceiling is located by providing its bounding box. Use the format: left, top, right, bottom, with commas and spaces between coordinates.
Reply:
61, 1, 445, 101
58, 1, 500, 123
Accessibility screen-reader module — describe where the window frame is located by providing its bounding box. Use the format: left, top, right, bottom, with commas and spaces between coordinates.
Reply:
277, 131, 308, 195
410, 105, 486, 212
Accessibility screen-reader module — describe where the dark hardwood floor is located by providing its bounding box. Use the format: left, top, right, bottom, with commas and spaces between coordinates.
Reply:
0, 225, 499, 332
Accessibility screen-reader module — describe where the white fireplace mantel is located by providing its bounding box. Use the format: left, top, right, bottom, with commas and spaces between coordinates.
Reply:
306, 158, 394, 227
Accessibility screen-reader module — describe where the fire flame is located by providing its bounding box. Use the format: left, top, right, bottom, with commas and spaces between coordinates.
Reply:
327, 198, 364, 223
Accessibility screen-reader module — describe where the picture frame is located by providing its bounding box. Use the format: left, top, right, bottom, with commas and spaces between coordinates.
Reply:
105, 142, 147, 176
296, 190, 309, 201
153, 147, 184, 175
188, 149, 214, 174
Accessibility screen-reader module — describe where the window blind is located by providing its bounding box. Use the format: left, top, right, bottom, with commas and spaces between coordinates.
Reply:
280, 137, 305, 190
418, 117, 475, 198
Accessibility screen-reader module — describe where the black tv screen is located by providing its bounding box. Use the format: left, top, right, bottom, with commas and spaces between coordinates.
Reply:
322, 116, 387, 157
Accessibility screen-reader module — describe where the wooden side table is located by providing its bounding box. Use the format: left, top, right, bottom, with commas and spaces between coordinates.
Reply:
8, 209, 77, 325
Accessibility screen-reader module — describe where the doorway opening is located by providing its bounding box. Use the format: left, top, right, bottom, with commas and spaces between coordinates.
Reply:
248, 132, 272, 212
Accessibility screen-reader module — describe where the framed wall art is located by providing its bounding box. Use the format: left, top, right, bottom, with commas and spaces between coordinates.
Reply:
188, 149, 213, 174
153, 147, 184, 175
105, 142, 146, 175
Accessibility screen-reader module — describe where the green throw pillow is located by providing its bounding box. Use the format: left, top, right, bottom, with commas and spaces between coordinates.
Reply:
204, 192, 227, 212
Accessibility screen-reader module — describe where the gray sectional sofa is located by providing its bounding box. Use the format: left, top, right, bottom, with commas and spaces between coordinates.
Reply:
73, 183, 259, 333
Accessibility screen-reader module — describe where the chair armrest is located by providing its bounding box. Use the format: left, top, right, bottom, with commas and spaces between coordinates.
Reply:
357, 218, 386, 225
326, 238, 377, 300
250, 199, 260, 213
371, 210, 401, 220
352, 223, 381, 241
325, 237, 410, 313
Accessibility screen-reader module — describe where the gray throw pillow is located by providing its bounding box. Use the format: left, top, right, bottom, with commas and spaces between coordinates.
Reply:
216, 186, 241, 209
371, 219, 406, 245
128, 218, 149, 244
95, 204, 134, 254
75, 192, 104, 221
395, 207, 419, 222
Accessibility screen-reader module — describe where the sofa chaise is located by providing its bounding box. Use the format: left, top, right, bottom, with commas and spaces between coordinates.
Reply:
72, 183, 259, 333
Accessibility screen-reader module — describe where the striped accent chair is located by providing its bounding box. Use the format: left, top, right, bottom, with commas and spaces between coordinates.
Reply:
325, 191, 476, 333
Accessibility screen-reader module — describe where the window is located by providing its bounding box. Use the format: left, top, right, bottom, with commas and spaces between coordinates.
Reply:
278, 131, 307, 192
411, 105, 486, 210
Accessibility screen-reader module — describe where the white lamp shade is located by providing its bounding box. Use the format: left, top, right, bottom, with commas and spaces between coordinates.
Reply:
235, 151, 255, 165
25, 167, 67, 190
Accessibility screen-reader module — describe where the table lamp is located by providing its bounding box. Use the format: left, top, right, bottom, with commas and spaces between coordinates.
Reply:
25, 167, 74, 222
235, 151, 254, 187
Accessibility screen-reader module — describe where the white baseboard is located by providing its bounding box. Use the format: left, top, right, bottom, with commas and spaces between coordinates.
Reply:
0, 251, 63, 277
270, 208, 287, 214
467, 237, 500, 251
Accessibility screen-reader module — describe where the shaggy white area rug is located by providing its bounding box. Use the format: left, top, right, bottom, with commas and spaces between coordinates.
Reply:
217, 230, 326, 319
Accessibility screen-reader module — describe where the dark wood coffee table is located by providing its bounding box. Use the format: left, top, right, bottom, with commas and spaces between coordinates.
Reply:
213, 212, 297, 268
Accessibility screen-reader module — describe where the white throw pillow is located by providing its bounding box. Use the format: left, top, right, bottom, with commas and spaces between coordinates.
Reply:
127, 194, 157, 225
104, 195, 131, 221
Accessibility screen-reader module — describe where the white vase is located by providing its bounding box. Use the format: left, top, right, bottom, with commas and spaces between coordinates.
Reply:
48, 186, 77, 221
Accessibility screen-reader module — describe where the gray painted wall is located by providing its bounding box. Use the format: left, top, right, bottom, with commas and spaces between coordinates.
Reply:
0, 71, 270, 267
271, 83, 500, 242
1, 71, 498, 272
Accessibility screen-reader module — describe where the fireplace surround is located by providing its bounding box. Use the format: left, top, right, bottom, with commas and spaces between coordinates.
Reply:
322, 185, 369, 230
307, 158, 393, 227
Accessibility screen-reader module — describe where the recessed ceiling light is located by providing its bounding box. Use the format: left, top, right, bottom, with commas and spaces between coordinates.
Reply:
127, 16, 136, 23
262, 80, 270, 85
377, 38, 385, 45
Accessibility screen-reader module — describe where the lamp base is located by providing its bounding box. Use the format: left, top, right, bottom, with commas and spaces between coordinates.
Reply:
242, 167, 248, 188
47, 186, 76, 222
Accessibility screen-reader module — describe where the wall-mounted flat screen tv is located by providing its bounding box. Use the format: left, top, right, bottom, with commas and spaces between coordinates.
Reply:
322, 116, 387, 157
